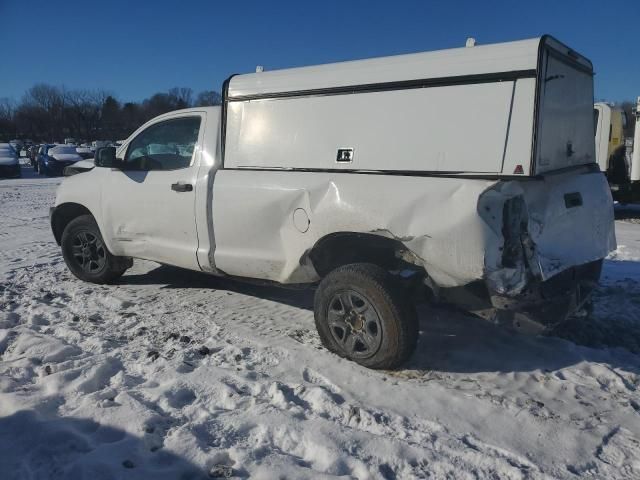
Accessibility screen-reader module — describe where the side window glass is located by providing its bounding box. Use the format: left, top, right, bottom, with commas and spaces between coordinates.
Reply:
124, 117, 201, 171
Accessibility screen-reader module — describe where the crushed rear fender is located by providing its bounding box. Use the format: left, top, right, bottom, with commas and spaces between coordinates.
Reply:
478, 167, 615, 297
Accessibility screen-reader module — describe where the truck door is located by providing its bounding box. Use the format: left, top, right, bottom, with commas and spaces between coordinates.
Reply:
100, 113, 205, 270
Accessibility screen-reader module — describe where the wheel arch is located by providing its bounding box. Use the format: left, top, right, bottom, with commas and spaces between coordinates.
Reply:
306, 231, 426, 278
51, 203, 95, 245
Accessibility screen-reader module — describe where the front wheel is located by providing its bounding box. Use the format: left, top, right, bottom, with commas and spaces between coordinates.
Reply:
61, 215, 131, 284
314, 263, 418, 369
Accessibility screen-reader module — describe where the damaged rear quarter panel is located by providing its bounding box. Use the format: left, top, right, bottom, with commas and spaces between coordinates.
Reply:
211, 170, 500, 286
518, 170, 616, 280
478, 169, 616, 295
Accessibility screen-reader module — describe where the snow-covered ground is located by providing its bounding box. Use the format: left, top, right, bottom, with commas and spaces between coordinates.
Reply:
1, 165, 640, 479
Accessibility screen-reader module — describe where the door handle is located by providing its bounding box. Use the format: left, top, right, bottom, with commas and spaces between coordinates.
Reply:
171, 182, 193, 192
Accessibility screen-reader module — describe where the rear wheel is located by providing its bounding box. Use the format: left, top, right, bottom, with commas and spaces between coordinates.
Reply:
61, 215, 131, 284
314, 263, 418, 369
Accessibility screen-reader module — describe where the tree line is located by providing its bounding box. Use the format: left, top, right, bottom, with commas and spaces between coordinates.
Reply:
1, 84, 636, 144
0, 84, 222, 143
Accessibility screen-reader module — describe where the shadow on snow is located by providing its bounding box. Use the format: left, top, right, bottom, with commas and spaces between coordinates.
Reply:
117, 263, 640, 376
0, 410, 219, 479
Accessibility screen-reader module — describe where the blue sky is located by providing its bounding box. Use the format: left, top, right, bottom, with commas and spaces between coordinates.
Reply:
1, 0, 638, 103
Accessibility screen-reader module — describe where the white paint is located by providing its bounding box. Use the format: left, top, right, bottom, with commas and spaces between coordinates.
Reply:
100, 110, 207, 271
211, 168, 615, 289
212, 170, 495, 285
225, 81, 515, 173
501, 78, 536, 175
228, 38, 542, 97
227, 36, 594, 177
594, 102, 612, 172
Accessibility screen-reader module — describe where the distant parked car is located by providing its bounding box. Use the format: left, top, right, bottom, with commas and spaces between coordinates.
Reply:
37, 144, 82, 176
9, 139, 23, 155
75, 146, 94, 160
90, 140, 110, 152
0, 143, 21, 178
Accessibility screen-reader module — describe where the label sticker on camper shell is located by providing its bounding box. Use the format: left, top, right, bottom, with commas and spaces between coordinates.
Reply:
336, 148, 354, 163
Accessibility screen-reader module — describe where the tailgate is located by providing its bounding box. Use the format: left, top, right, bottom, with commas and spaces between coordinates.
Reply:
534, 38, 595, 174
520, 168, 616, 280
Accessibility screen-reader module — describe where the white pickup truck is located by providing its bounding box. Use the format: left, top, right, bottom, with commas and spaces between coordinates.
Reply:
51, 36, 615, 368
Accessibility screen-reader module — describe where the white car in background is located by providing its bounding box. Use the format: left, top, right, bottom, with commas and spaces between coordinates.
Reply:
90, 140, 112, 152
63, 146, 95, 175
0, 143, 21, 178
75, 146, 94, 160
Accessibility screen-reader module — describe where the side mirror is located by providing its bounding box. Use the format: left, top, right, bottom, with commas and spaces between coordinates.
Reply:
94, 147, 121, 168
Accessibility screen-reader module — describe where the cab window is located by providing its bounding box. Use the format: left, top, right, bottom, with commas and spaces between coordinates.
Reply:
124, 117, 200, 171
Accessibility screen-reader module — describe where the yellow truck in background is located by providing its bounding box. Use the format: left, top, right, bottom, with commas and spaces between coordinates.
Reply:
595, 97, 640, 202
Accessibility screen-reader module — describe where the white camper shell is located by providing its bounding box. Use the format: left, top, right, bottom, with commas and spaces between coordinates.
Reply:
51, 36, 615, 368
225, 36, 595, 177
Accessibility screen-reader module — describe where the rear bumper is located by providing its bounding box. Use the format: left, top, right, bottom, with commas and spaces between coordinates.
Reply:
488, 259, 602, 333
443, 259, 603, 334
459, 167, 615, 333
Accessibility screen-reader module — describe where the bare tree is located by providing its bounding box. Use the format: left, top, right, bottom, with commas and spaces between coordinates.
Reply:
64, 89, 110, 140
195, 90, 222, 107
0, 98, 15, 120
1, 83, 223, 142
168, 87, 193, 109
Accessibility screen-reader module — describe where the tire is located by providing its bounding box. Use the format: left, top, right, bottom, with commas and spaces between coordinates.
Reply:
314, 263, 418, 369
61, 215, 131, 284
